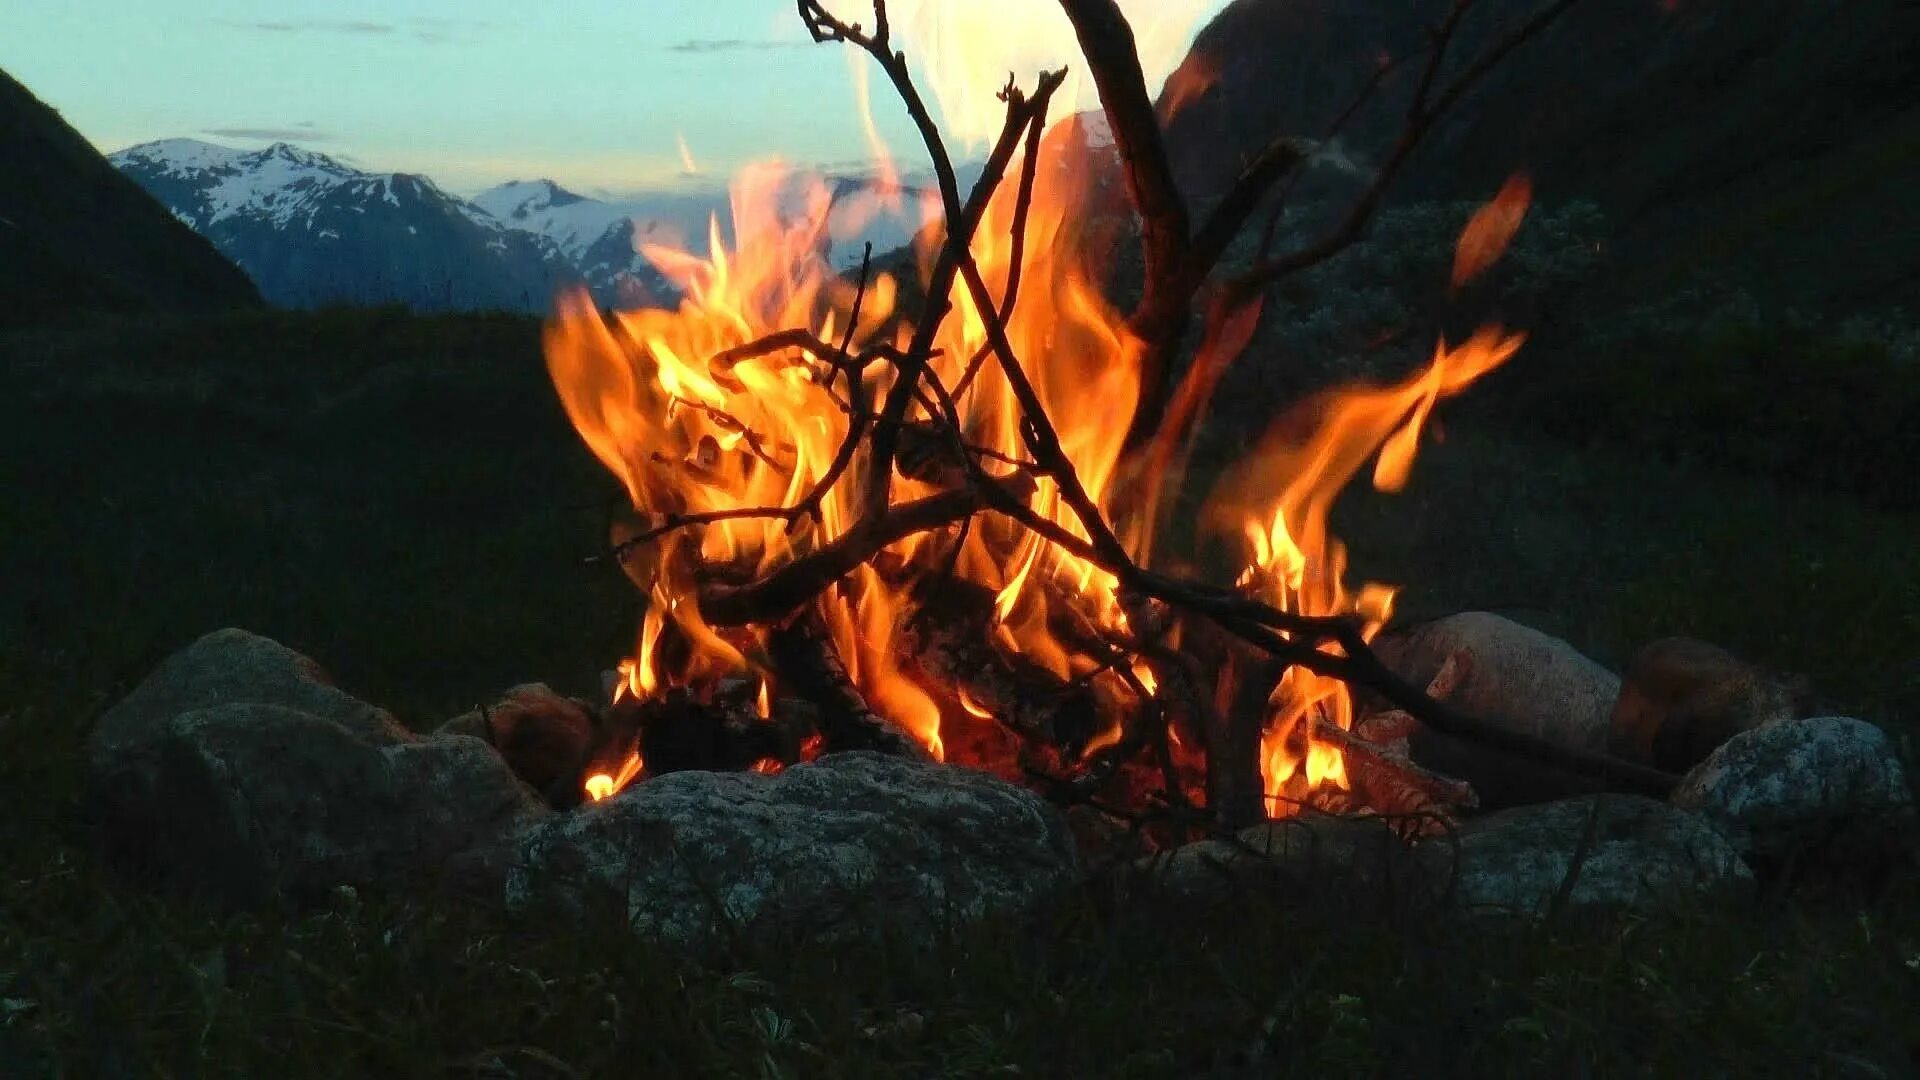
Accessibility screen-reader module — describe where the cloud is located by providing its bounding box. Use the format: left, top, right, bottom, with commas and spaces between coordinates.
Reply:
220, 18, 493, 44
201, 125, 333, 142
665, 38, 809, 55
231, 19, 396, 35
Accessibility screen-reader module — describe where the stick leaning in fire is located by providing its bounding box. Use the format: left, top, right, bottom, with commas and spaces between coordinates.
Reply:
596, 0, 1674, 816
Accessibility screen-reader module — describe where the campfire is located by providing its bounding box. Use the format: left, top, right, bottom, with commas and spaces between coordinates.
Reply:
536, 0, 1672, 836
81, 0, 1914, 951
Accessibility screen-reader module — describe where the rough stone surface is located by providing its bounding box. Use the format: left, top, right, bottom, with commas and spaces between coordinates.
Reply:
90, 628, 411, 770
1119, 814, 1437, 909
96, 703, 548, 903
87, 630, 548, 904
1425, 795, 1753, 917
1372, 612, 1620, 753
1672, 716, 1915, 864
1609, 637, 1801, 772
505, 752, 1079, 948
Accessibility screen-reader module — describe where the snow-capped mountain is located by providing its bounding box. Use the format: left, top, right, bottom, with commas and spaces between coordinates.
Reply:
108, 138, 983, 315
110, 139, 573, 313
473, 168, 959, 287
471, 179, 700, 305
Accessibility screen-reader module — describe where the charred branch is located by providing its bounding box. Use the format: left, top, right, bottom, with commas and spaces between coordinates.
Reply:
862, 68, 1067, 522
769, 612, 932, 760
1055, 0, 1191, 319
634, 687, 810, 776
1221, 0, 1586, 305
696, 472, 1036, 626
901, 578, 1104, 756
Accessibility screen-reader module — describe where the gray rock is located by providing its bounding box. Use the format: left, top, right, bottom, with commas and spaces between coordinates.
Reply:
505, 752, 1078, 949
90, 628, 411, 772
1672, 716, 1915, 864
95, 702, 548, 904
87, 630, 548, 903
1425, 795, 1752, 917
1372, 612, 1620, 753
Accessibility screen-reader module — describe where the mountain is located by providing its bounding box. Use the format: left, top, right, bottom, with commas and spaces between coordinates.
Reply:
1157, 0, 1920, 313
471, 179, 693, 306
0, 69, 259, 329
473, 168, 956, 297
110, 139, 573, 313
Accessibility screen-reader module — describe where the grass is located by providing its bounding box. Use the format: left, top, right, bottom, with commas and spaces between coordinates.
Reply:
1, 307, 1916, 1075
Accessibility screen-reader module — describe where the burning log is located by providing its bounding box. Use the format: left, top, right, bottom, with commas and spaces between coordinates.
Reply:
769, 613, 932, 761
1310, 717, 1478, 827
1171, 612, 1277, 831
901, 577, 1104, 757
697, 473, 1036, 627
633, 685, 808, 776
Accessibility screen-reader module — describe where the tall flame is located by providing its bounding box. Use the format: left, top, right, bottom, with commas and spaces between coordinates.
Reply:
546, 5, 1525, 812
884, 0, 1228, 148
1210, 330, 1525, 808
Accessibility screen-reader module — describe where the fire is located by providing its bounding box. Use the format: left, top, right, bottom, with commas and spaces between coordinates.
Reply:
882, 0, 1226, 149
544, 4, 1526, 814
584, 749, 643, 803
1212, 330, 1525, 809
1453, 172, 1533, 289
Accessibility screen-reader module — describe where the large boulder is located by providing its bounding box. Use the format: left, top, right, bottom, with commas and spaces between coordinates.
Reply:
1671, 716, 1915, 868
87, 629, 548, 903
505, 752, 1080, 950
89, 627, 411, 767
1425, 795, 1752, 917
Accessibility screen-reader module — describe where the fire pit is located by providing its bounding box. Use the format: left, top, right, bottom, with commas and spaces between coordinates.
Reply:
81, 1, 1914, 947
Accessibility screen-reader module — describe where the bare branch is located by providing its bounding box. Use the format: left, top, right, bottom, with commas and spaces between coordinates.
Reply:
697, 473, 1037, 626
1056, 0, 1192, 307
1224, 0, 1583, 302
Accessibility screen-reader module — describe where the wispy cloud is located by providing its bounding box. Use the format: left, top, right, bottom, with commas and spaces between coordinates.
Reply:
202, 124, 333, 142
665, 38, 809, 55
230, 19, 395, 35
220, 18, 493, 44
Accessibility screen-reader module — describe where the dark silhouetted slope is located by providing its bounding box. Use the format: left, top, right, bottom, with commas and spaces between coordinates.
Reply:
0, 69, 260, 329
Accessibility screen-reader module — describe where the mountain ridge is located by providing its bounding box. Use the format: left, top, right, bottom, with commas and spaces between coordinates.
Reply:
111, 138, 574, 313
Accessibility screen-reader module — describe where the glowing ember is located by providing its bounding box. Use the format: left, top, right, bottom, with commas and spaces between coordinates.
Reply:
584, 750, 644, 802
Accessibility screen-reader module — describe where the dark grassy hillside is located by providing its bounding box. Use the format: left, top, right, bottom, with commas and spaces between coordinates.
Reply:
0, 69, 259, 329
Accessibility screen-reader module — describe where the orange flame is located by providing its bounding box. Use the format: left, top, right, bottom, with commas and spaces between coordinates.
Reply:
1452, 172, 1533, 289
585, 750, 643, 802
547, 6, 1526, 815
1210, 329, 1524, 808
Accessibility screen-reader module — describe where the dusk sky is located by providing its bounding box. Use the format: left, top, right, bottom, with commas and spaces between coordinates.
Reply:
5, 0, 1227, 198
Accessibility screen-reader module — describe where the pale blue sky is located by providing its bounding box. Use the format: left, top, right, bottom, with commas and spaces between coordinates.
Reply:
4, 1, 896, 196
4, 1, 1224, 197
